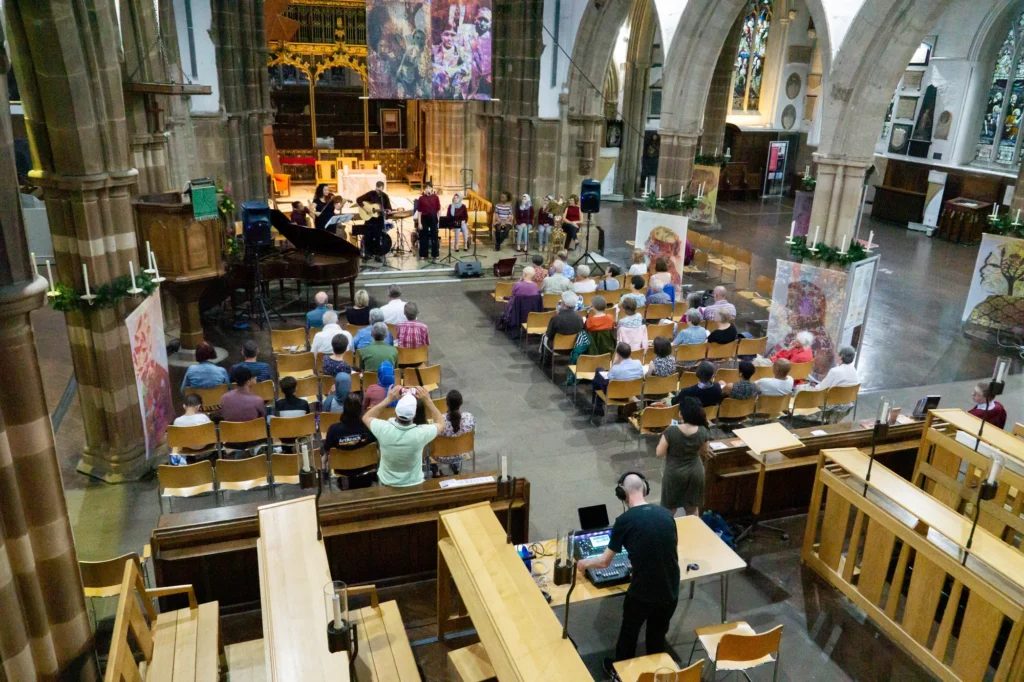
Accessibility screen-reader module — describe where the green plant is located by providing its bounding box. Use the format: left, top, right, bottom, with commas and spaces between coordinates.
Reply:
787, 236, 869, 267
224, 236, 242, 262
694, 154, 729, 168
643, 192, 700, 213
987, 213, 1024, 240
48, 272, 159, 313
218, 186, 236, 218
801, 176, 816, 192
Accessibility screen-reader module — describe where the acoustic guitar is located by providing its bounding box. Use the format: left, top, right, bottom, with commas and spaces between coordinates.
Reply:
358, 202, 393, 221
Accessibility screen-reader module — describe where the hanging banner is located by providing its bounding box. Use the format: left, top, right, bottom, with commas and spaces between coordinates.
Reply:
126, 293, 173, 459
689, 164, 720, 224
962, 233, 1024, 333
635, 210, 688, 287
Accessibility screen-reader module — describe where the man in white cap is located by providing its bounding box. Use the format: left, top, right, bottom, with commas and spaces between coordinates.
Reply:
362, 385, 444, 487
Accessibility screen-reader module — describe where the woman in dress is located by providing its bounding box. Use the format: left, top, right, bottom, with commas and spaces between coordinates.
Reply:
434, 390, 476, 476
657, 396, 713, 516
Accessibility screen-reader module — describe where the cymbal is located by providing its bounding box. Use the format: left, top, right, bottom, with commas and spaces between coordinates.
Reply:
390, 209, 414, 219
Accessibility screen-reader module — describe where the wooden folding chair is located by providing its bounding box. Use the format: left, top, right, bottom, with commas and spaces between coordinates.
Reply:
715, 367, 740, 385
602, 289, 622, 304
736, 336, 768, 357
790, 388, 827, 423
403, 364, 442, 393
738, 274, 773, 301
308, 326, 323, 345
823, 383, 861, 421
675, 342, 707, 366
292, 376, 321, 404
645, 303, 673, 322
251, 379, 275, 404
271, 328, 307, 353
580, 291, 596, 308
567, 353, 610, 406
491, 281, 514, 317
80, 553, 148, 630
184, 384, 227, 411
429, 433, 477, 472
716, 397, 756, 428
592, 378, 643, 426
319, 411, 341, 438
689, 622, 783, 681
157, 461, 216, 513
542, 293, 561, 310
680, 372, 698, 390
753, 394, 789, 421
397, 345, 429, 368
642, 374, 679, 404
216, 455, 271, 502
630, 347, 648, 363
351, 371, 377, 393
218, 418, 269, 458
788, 361, 813, 381
344, 323, 366, 338
752, 365, 775, 381
545, 333, 578, 380
683, 249, 708, 278
269, 414, 316, 449
647, 323, 675, 341
328, 444, 380, 489
432, 397, 448, 414
628, 406, 676, 449
166, 422, 218, 462
706, 341, 737, 362
386, 323, 399, 339
520, 310, 555, 352
617, 657, 703, 682
277, 351, 315, 379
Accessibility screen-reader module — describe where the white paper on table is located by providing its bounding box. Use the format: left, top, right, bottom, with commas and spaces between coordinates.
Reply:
708, 442, 728, 451
810, 429, 828, 436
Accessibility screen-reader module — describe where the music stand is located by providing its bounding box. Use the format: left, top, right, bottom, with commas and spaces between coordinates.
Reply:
572, 212, 606, 275
434, 215, 465, 265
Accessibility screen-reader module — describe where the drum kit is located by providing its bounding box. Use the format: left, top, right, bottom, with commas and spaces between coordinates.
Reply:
358, 208, 414, 270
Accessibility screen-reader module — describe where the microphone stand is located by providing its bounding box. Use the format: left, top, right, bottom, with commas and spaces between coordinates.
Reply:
572, 212, 606, 276
962, 372, 1006, 565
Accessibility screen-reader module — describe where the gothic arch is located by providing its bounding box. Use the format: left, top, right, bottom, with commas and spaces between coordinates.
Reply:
565, 0, 638, 118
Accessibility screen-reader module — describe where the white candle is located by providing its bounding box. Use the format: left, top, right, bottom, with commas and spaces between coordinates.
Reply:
82, 263, 91, 297
658, 184, 662, 200
680, 185, 684, 200
146, 241, 153, 270
714, 147, 718, 157
988, 453, 1004, 485
1016, 208, 1021, 223
301, 442, 310, 470
332, 593, 343, 628
30, 253, 37, 279
812, 225, 819, 246
725, 147, 731, 157
805, 165, 810, 177
152, 255, 160, 280
788, 221, 795, 240
45, 261, 55, 293
840, 234, 848, 253
501, 454, 508, 479
993, 203, 999, 217
698, 146, 702, 157
867, 231, 874, 250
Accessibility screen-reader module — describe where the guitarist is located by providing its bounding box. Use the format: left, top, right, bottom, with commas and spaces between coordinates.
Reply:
356, 181, 393, 256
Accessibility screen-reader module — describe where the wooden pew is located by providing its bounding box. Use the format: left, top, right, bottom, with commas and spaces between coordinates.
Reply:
150, 472, 530, 614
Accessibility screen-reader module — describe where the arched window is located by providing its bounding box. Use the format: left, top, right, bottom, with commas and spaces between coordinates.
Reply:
731, 0, 772, 112
976, 10, 1024, 167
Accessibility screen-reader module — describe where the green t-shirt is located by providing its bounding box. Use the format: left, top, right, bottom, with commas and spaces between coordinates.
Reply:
358, 342, 399, 371
369, 418, 438, 486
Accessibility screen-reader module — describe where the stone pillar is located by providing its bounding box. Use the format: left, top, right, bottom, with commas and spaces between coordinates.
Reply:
6, 0, 149, 481
656, 130, 700, 197
1011, 159, 1024, 215
808, 154, 872, 247
424, 102, 467, 193
0, 15, 98, 679
700, 14, 744, 156
617, 0, 657, 199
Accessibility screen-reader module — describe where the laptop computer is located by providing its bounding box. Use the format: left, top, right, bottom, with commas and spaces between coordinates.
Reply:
577, 504, 610, 531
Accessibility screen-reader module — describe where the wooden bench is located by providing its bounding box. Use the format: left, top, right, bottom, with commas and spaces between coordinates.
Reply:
448, 643, 497, 682
104, 557, 219, 682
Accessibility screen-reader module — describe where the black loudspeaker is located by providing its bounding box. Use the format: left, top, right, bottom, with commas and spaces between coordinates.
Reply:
580, 179, 601, 214
241, 201, 273, 246
455, 260, 483, 278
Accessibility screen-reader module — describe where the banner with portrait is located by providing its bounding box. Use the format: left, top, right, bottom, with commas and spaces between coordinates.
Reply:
634, 210, 688, 287
126, 293, 173, 459
366, 0, 492, 100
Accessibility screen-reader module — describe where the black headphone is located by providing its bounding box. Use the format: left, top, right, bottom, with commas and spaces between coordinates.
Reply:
615, 471, 651, 502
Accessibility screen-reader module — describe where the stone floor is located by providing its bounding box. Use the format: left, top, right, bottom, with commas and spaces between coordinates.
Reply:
42, 196, 1024, 680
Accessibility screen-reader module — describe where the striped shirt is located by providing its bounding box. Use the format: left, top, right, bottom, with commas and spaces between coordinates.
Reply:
494, 203, 514, 224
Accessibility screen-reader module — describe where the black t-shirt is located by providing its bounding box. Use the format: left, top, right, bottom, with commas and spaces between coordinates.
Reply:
346, 306, 371, 326
707, 325, 738, 345
275, 396, 309, 414
674, 383, 724, 408
324, 421, 376, 452
609, 504, 680, 603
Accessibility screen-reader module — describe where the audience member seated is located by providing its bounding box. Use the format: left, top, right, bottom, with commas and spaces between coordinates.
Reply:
574, 264, 597, 293
363, 386, 444, 487
649, 257, 672, 290
275, 376, 310, 417
346, 289, 372, 326
707, 309, 738, 345
556, 250, 575, 280
306, 291, 331, 329
529, 255, 548, 284
396, 302, 430, 348
359, 323, 399, 371
220, 366, 267, 422
540, 259, 573, 295
812, 345, 859, 390
512, 266, 540, 298
756, 358, 795, 396
230, 340, 272, 383
673, 360, 724, 407
586, 296, 615, 332
322, 335, 353, 377
722, 360, 759, 399
616, 297, 647, 351
700, 286, 736, 321
380, 284, 408, 325
322, 394, 378, 488
322, 372, 351, 413
599, 264, 622, 290
673, 309, 709, 345
592, 342, 645, 397
969, 380, 1008, 429
771, 330, 814, 365
646, 280, 671, 305
170, 395, 212, 465
544, 291, 585, 345
363, 361, 396, 411
657, 396, 713, 516
647, 337, 676, 377
180, 341, 229, 393
311, 311, 352, 355
432, 389, 476, 476
623, 275, 647, 308
353, 309, 394, 350
628, 248, 648, 275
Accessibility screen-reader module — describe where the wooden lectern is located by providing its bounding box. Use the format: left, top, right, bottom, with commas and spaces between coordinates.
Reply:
134, 192, 225, 349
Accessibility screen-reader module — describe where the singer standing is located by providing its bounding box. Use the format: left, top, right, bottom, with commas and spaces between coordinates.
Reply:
416, 182, 442, 261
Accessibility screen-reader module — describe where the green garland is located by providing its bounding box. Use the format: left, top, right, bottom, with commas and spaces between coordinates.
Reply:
800, 176, 816, 192
694, 154, 730, 168
986, 213, 1024, 239
643, 192, 700, 212
48, 272, 159, 313
787, 235, 870, 267
218, 187, 236, 218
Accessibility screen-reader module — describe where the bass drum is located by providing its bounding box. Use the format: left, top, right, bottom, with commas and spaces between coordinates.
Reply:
365, 231, 393, 257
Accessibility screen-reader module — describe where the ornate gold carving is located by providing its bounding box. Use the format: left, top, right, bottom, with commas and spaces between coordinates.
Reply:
268, 41, 368, 82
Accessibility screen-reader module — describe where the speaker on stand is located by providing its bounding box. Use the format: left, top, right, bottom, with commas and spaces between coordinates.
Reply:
574, 179, 605, 275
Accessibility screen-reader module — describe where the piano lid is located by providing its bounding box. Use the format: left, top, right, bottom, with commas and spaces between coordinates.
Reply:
269, 209, 361, 257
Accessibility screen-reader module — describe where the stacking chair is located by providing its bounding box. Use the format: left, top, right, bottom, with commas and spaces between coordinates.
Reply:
722, 248, 752, 289
714, 367, 740, 385
704, 320, 721, 333
675, 342, 707, 366
351, 371, 377, 393
308, 327, 323, 346
789, 388, 828, 424
432, 396, 449, 414
269, 413, 316, 451
704, 404, 720, 423
716, 397, 756, 429
736, 336, 768, 358
184, 384, 227, 411
251, 379, 276, 404
378, 407, 397, 420
683, 249, 708, 278
628, 405, 676, 449
491, 280, 514, 317
520, 310, 554, 352
271, 328, 307, 353
752, 365, 775, 381
592, 378, 643, 426
157, 461, 216, 513
542, 293, 561, 310
397, 345, 429, 368
319, 411, 341, 438
277, 351, 315, 379
80, 553, 145, 632
219, 418, 269, 458
706, 341, 737, 363
688, 622, 783, 681
680, 372, 699, 390
328, 444, 380, 490
403, 364, 442, 394
344, 323, 366, 338
823, 383, 861, 422
602, 289, 622, 304
641, 374, 678, 405
386, 323, 399, 340
293, 376, 321, 404
342, 349, 355, 366
579, 291, 596, 308
567, 353, 610, 406
647, 322, 675, 341
788, 361, 814, 382
645, 303, 673, 322
738, 274, 773, 302
216, 455, 272, 503
752, 394, 789, 422
166, 422, 218, 463
270, 453, 301, 492
545, 333, 578, 380
429, 433, 477, 472
630, 347, 648, 363
615, 657, 703, 682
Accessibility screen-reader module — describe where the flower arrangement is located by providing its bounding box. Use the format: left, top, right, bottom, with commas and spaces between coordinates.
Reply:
787, 235, 869, 267
643, 192, 700, 213
48, 272, 159, 313
986, 213, 1024, 239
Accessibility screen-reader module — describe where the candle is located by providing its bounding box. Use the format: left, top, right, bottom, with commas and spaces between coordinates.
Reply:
30, 252, 37, 279
698, 146, 702, 157
988, 454, 1005, 486
332, 593, 343, 628
877, 399, 891, 425
788, 221, 795, 240
301, 442, 310, 470
812, 225, 819, 246
714, 147, 718, 157
725, 147, 731, 157
867, 230, 874, 250
152, 254, 161, 280
993, 203, 999, 217
501, 454, 508, 480
658, 184, 662, 200
840, 234, 848, 253
680, 185, 685, 200
805, 165, 810, 177
146, 241, 154, 270
82, 263, 91, 297
45, 260, 55, 293
129, 261, 137, 290
1016, 209, 1021, 224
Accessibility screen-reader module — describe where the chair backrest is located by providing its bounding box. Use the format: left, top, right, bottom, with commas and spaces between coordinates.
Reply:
403, 364, 441, 387
270, 453, 300, 481
81, 553, 143, 599
433, 397, 448, 413
269, 413, 316, 439
692, 250, 708, 268
630, 347, 648, 363
643, 374, 679, 397
344, 323, 366, 338
719, 397, 756, 419
219, 418, 268, 445
542, 293, 561, 310
329, 444, 380, 471
293, 376, 320, 401
636, 659, 703, 682
755, 275, 774, 296
792, 388, 827, 410
526, 310, 555, 330
184, 384, 227, 410
386, 322, 399, 339
737, 336, 768, 357
580, 291, 596, 307
167, 422, 217, 451
1014, 422, 1024, 439
752, 365, 775, 381
647, 323, 674, 340
704, 320, 720, 333
645, 303, 673, 321
607, 378, 643, 400
789, 361, 813, 381
319, 411, 342, 436
216, 455, 269, 485
825, 383, 860, 406
675, 342, 707, 363
251, 380, 275, 403
735, 248, 753, 265
157, 460, 214, 493
602, 289, 622, 304
709, 238, 723, 254
680, 372, 698, 389
431, 432, 475, 459
397, 345, 429, 366
351, 371, 378, 393
576, 353, 611, 374
494, 281, 514, 298
704, 404, 720, 422
706, 341, 737, 360
639, 405, 676, 431
716, 624, 784, 665
552, 333, 577, 351
277, 352, 315, 375
104, 561, 157, 682
715, 368, 740, 384
755, 394, 790, 419
271, 328, 307, 353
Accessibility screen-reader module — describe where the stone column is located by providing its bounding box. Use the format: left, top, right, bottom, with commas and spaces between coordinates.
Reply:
0, 15, 98, 680
808, 154, 872, 247
6, 0, 149, 481
424, 102, 467, 193
700, 14, 744, 156
1011, 159, 1024, 215
656, 130, 700, 197
617, 0, 657, 199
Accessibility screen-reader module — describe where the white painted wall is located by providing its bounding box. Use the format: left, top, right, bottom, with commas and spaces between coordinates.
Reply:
172, 0, 220, 113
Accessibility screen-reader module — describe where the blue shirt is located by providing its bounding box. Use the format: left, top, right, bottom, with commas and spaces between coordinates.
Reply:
673, 325, 708, 346
608, 358, 644, 381
180, 362, 229, 393
352, 326, 394, 351
306, 305, 330, 329
561, 263, 575, 280
230, 360, 272, 383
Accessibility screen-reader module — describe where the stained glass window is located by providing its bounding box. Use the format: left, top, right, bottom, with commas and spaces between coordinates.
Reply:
976, 10, 1024, 168
731, 0, 772, 112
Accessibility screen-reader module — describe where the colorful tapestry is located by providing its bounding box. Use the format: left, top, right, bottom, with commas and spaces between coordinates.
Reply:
635, 210, 688, 287
689, 165, 719, 224
126, 293, 173, 459
962, 234, 1024, 333
766, 260, 848, 379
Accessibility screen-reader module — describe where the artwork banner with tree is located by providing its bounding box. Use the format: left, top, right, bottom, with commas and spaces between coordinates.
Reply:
962, 234, 1024, 333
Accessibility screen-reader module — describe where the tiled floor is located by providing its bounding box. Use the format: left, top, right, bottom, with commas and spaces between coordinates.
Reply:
45, 195, 1023, 680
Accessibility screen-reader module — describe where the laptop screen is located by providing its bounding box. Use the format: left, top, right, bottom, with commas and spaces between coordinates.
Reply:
573, 528, 626, 560
577, 504, 610, 531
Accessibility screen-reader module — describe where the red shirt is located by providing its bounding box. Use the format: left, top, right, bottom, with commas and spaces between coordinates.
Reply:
565, 206, 581, 223
448, 204, 469, 222
418, 194, 441, 216
969, 402, 1008, 429
515, 206, 534, 225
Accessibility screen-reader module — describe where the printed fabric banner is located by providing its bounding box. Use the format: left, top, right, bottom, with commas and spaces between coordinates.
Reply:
689, 165, 719, 224
766, 260, 848, 379
367, 0, 492, 100
635, 210, 688, 287
962, 233, 1024, 332
126, 293, 173, 459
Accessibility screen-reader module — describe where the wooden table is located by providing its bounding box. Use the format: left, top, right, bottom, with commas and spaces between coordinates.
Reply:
733, 422, 804, 456
936, 197, 993, 244
533, 516, 746, 621
436, 503, 592, 680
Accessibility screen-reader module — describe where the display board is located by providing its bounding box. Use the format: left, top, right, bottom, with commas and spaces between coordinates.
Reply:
962, 233, 1024, 333
763, 141, 789, 198
126, 293, 173, 459
839, 255, 879, 355
635, 210, 688, 287
689, 164, 719, 224
366, 0, 492, 100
